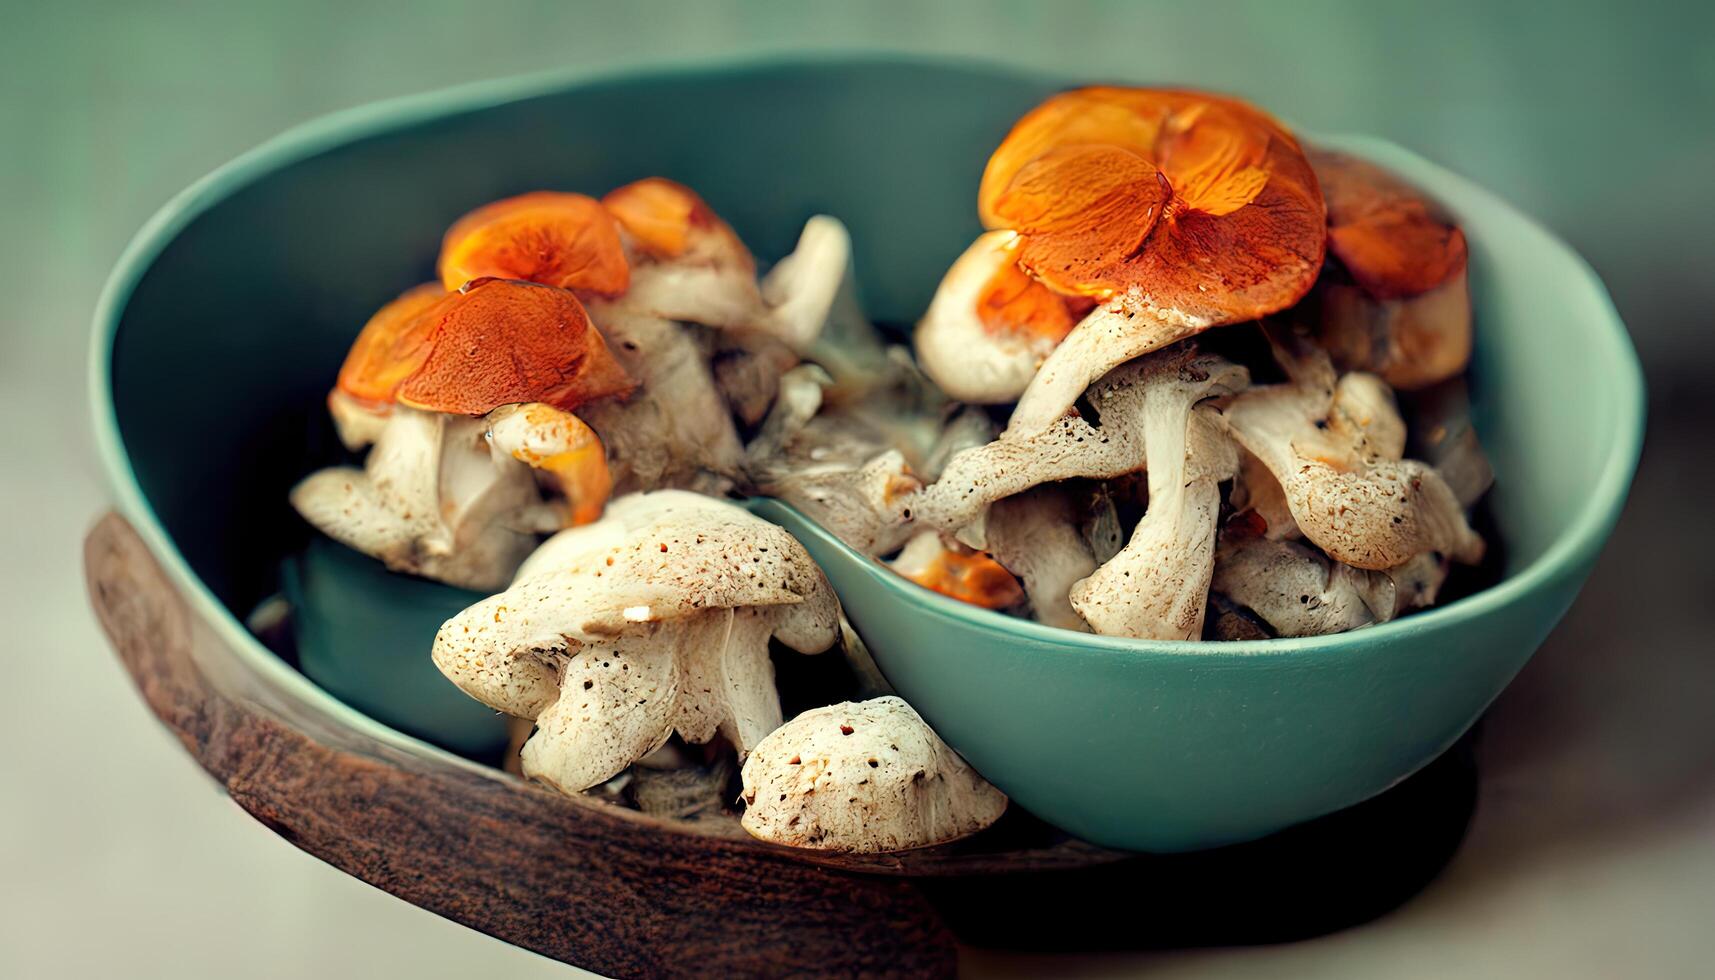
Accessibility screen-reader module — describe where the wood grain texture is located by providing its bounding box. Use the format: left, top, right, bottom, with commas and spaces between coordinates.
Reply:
86, 512, 965, 978
86, 511, 1159, 978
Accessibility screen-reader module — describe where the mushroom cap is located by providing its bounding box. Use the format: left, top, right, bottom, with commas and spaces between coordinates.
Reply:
915, 232, 1084, 404
739, 697, 1007, 853
512, 490, 839, 638
1311, 149, 1467, 300
333, 282, 448, 410
602, 177, 753, 269
337, 278, 634, 417
978, 87, 1325, 328
438, 191, 630, 294
888, 531, 1025, 610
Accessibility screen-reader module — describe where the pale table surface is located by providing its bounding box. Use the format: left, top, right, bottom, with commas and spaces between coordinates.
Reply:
4, 3, 1711, 977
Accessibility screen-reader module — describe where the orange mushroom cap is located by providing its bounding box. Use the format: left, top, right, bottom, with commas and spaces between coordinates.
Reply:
1310, 149, 1467, 300
975, 245, 1090, 345
439, 192, 630, 295
602, 177, 755, 270
337, 278, 634, 417
335, 282, 448, 411
892, 534, 1026, 610
978, 87, 1326, 327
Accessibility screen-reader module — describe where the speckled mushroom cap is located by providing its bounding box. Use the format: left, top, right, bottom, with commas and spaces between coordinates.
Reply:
739, 697, 1007, 853
431, 490, 841, 793
335, 277, 634, 417
1222, 349, 1484, 570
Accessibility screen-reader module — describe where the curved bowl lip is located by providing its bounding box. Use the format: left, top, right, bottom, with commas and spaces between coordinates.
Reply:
88, 52, 1647, 761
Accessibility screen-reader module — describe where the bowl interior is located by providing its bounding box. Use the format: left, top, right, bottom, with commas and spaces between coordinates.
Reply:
98, 58, 1641, 765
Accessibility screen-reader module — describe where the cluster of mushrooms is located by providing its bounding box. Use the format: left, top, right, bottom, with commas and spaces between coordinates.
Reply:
291, 86, 1491, 854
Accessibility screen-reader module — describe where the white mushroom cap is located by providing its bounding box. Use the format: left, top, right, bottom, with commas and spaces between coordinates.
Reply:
432, 491, 839, 794
739, 697, 1007, 853
915, 232, 1067, 404
1222, 359, 1484, 570
326, 388, 390, 451
984, 487, 1096, 631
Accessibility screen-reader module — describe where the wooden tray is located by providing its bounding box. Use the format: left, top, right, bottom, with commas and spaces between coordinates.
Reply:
86, 512, 1477, 978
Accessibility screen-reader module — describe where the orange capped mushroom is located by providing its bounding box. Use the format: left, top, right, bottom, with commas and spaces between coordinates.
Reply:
889, 531, 1025, 610
603, 177, 750, 266
1308, 149, 1472, 389
438, 191, 630, 295
915, 232, 1089, 404
979, 87, 1326, 433
336, 277, 633, 417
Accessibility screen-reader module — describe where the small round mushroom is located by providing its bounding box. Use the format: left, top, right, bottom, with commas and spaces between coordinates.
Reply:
739, 697, 1007, 853
914, 232, 1084, 404
978, 87, 1326, 434
1308, 149, 1472, 390
432, 491, 840, 795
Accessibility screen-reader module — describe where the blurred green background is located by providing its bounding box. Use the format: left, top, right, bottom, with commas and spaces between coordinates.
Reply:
4, 2, 1711, 978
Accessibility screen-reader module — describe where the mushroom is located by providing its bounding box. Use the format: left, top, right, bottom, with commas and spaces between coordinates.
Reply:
739, 696, 1007, 853
915, 348, 1244, 549
887, 531, 1025, 611
576, 307, 745, 495
1067, 358, 1246, 641
914, 231, 1087, 404
431, 490, 840, 794
743, 364, 922, 556
1210, 534, 1377, 637
1221, 343, 1485, 570
1403, 378, 1494, 509
292, 279, 634, 589
1211, 532, 1451, 637
1307, 149, 1472, 390
977, 87, 1325, 434
984, 487, 1097, 631
601, 179, 848, 351
438, 191, 630, 295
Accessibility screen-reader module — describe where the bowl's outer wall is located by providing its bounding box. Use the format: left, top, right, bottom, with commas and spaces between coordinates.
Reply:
105, 60, 1642, 851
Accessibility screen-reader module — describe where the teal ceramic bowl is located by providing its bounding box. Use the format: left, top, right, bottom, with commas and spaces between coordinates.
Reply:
92, 56, 1644, 853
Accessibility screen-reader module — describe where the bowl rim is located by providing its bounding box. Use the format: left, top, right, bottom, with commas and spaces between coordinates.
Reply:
89, 53, 1648, 760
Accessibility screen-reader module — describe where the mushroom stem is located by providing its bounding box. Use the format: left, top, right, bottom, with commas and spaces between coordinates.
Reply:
1004, 292, 1205, 436
485, 403, 612, 527
984, 487, 1097, 631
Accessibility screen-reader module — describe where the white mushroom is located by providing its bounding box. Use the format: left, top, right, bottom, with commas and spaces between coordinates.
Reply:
917, 349, 1245, 549
1069, 402, 1241, 640
431, 491, 839, 794
739, 697, 1007, 853
743, 364, 922, 556
915, 232, 1081, 404
1211, 534, 1451, 637
1221, 350, 1484, 570
578, 307, 744, 495
1210, 535, 1376, 637
984, 487, 1096, 631
292, 403, 601, 591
